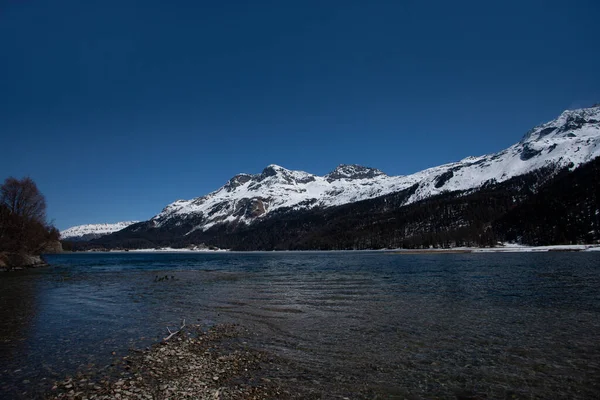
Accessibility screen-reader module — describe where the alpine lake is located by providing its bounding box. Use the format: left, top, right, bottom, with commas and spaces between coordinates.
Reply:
1, 251, 599, 399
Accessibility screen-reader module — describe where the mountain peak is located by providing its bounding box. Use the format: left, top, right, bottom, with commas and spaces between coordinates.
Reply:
522, 104, 600, 142
326, 164, 386, 181
265, 163, 286, 170
261, 164, 288, 178
225, 173, 252, 191
557, 104, 600, 122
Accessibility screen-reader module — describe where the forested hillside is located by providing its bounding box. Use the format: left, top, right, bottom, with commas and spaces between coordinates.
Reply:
495, 156, 600, 245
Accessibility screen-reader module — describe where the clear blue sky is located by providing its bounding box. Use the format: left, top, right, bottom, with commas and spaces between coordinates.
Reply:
1, 0, 599, 230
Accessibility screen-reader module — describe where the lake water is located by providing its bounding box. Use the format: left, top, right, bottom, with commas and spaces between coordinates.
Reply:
1, 252, 599, 399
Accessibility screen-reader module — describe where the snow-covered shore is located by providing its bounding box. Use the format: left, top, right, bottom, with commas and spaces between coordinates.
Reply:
82, 244, 600, 254
390, 244, 600, 254
106, 247, 229, 253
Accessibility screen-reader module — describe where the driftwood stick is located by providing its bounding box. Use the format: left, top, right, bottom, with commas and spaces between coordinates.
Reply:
163, 319, 186, 342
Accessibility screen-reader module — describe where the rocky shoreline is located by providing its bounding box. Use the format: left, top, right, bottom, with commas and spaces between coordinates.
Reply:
45, 324, 289, 400
0, 252, 48, 271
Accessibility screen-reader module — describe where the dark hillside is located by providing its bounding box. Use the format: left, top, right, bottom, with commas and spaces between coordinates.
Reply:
494, 156, 600, 245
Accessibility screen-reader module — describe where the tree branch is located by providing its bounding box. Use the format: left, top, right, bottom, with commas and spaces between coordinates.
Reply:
163, 319, 186, 342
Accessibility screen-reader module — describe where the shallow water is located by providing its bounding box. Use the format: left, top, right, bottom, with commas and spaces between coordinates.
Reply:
1, 252, 599, 398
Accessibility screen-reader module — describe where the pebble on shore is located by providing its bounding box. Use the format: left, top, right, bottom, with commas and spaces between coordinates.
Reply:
45, 324, 288, 400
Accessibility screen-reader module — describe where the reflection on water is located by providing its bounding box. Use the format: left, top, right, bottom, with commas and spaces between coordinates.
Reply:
0, 252, 599, 398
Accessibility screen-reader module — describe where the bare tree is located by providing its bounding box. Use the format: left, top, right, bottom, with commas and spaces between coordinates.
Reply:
0, 177, 55, 254
1, 177, 46, 224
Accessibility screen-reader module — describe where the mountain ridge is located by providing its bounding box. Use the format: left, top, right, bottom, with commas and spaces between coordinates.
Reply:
90, 158, 599, 250
148, 105, 600, 234
60, 221, 139, 241
62, 105, 600, 248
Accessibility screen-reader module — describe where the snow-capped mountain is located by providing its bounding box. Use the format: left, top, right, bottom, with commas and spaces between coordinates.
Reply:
61, 221, 139, 241
150, 105, 600, 235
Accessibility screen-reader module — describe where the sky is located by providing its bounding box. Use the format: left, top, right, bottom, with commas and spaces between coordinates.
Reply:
1, 0, 599, 230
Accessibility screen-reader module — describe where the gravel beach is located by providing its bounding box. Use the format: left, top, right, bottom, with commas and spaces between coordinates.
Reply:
45, 324, 289, 400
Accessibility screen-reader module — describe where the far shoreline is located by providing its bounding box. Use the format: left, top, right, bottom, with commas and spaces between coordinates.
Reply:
388, 244, 600, 254
54, 243, 600, 255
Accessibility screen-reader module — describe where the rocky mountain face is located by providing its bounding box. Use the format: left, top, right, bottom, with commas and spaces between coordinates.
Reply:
150, 163, 407, 233
60, 221, 139, 241
74, 105, 600, 250
145, 105, 600, 235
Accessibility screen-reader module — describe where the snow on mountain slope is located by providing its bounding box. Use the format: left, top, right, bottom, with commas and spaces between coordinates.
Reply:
61, 221, 139, 240
151, 105, 600, 234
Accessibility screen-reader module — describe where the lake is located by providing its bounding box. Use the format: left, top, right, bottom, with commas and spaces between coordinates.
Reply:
1, 251, 599, 399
